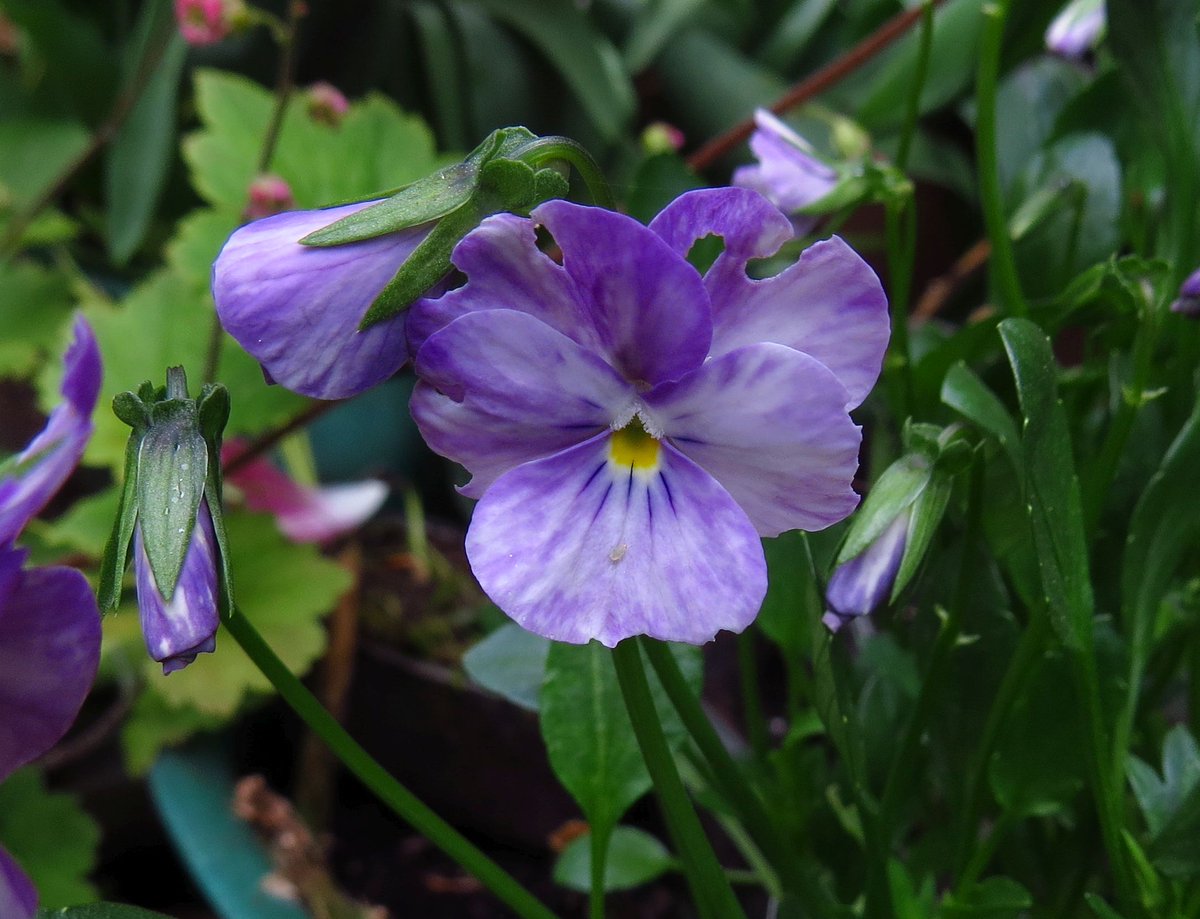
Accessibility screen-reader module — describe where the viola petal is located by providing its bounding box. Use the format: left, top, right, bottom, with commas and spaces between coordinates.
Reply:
533, 199, 713, 386
0, 316, 100, 545
645, 342, 861, 537
0, 846, 36, 919
135, 500, 220, 674
466, 435, 765, 646
731, 110, 839, 223
649, 186, 794, 268
213, 202, 427, 400
412, 309, 636, 497
0, 548, 101, 784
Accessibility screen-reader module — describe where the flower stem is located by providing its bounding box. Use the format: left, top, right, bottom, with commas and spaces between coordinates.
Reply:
895, 0, 936, 173
589, 823, 611, 919
974, 0, 1027, 318
513, 136, 615, 210
610, 640, 747, 919
222, 605, 560, 919
257, 0, 305, 174
641, 638, 800, 894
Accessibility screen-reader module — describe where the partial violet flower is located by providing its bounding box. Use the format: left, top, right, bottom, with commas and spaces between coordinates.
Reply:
1170, 268, 1200, 319
134, 497, 219, 674
221, 439, 387, 543
243, 174, 295, 222
822, 511, 909, 633
0, 319, 102, 919
307, 81, 350, 127
213, 201, 432, 400
1045, 0, 1105, 58
408, 187, 888, 647
0, 316, 101, 545
732, 109, 838, 235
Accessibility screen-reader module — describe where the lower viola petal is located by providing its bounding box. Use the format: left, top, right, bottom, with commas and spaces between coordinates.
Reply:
413, 309, 635, 497
466, 436, 766, 647
0, 549, 101, 784
213, 202, 426, 400
135, 500, 220, 674
644, 343, 861, 537
0, 846, 36, 919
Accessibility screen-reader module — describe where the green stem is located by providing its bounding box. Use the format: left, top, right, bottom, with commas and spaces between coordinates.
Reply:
222, 606, 559, 919
884, 195, 918, 415
257, 0, 304, 174
955, 810, 1015, 892
610, 640, 747, 919
589, 824, 610, 919
513, 136, 615, 210
642, 639, 800, 894
895, 0, 935, 172
736, 631, 769, 759
974, 0, 1027, 318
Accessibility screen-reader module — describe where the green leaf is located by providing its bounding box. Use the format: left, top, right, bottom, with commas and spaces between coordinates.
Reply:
104, 6, 186, 262
0, 118, 90, 210
462, 622, 550, 712
0, 769, 100, 908
995, 57, 1087, 193
1122, 396, 1200, 674
623, 0, 706, 72
0, 260, 75, 378
1084, 893, 1129, 919
941, 877, 1032, 918
37, 907, 174, 919
1128, 726, 1200, 865
120, 690, 224, 775
149, 511, 349, 716
467, 0, 634, 141
553, 826, 675, 893
540, 641, 700, 842
757, 531, 812, 657
941, 362, 1022, 475
999, 318, 1093, 650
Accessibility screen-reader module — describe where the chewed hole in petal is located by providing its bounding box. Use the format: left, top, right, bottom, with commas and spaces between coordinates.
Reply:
685, 233, 725, 275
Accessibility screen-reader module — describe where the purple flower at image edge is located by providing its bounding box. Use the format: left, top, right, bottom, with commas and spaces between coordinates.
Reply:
407, 187, 889, 647
822, 511, 910, 633
0, 317, 103, 919
213, 200, 435, 400
1045, 0, 1105, 58
1170, 267, 1200, 319
732, 109, 838, 235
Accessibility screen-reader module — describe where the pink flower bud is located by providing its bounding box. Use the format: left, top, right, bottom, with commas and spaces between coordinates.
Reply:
174, 0, 232, 45
641, 122, 685, 155
243, 174, 295, 222
307, 81, 350, 127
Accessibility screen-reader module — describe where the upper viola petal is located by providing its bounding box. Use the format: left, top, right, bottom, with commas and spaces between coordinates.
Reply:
0, 548, 101, 784
731, 110, 839, 225
0, 316, 100, 546
0, 846, 36, 919
406, 212, 600, 357
412, 309, 635, 498
644, 342, 862, 537
648, 186, 794, 273
704, 235, 889, 408
465, 434, 766, 647
533, 199, 713, 387
212, 202, 427, 400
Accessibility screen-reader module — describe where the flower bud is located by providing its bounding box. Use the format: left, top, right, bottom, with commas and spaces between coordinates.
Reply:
243, 174, 295, 222
307, 81, 350, 127
823, 511, 909, 633
1045, 0, 1105, 59
641, 122, 685, 156
0, 846, 36, 919
1170, 268, 1200, 319
174, 0, 244, 46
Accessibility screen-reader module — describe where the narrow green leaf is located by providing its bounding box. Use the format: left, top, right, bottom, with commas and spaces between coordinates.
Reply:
409, 1, 471, 150
105, 11, 186, 264
468, 0, 635, 141
999, 318, 1093, 650
553, 826, 674, 893
1084, 893, 1130, 919
37, 905, 174, 918
623, 0, 705, 72
97, 434, 141, 615
941, 362, 1022, 475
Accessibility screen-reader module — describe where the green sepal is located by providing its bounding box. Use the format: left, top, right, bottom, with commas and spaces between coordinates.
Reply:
533, 166, 571, 203
97, 431, 142, 615
836, 454, 932, 565
197, 383, 234, 620
136, 397, 208, 601
889, 470, 954, 603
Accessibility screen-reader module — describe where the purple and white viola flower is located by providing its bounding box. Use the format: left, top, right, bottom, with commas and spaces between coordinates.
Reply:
0, 317, 103, 919
823, 510, 909, 633
134, 498, 220, 674
213, 201, 433, 400
408, 187, 888, 647
1045, 0, 1105, 59
732, 109, 839, 236
221, 438, 388, 544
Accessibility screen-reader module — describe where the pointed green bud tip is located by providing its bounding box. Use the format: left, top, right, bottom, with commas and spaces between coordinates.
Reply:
113, 391, 149, 429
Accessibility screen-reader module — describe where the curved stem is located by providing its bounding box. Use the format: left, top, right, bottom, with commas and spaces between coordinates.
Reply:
974, 0, 1027, 318
222, 605, 560, 919
611, 640, 747, 919
896, 0, 936, 172
513, 136, 615, 210
641, 639, 800, 895
257, 0, 305, 174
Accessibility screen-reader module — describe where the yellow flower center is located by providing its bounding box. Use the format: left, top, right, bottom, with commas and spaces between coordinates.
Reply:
609, 419, 660, 471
